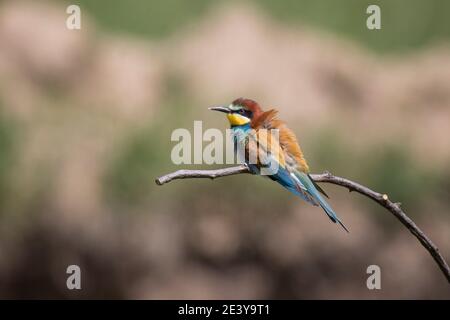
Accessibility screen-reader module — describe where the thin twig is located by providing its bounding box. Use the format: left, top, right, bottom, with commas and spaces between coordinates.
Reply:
155, 165, 251, 185
155, 165, 450, 283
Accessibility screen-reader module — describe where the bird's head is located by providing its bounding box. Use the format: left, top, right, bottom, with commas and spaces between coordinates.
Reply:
209, 98, 263, 127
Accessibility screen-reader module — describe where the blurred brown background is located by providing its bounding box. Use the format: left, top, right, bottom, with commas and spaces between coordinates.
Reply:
0, 0, 449, 298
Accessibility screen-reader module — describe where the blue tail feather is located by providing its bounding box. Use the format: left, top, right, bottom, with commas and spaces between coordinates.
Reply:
267, 166, 318, 206
268, 167, 349, 232
296, 171, 349, 232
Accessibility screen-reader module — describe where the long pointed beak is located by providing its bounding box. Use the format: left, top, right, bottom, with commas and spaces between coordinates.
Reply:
208, 106, 230, 113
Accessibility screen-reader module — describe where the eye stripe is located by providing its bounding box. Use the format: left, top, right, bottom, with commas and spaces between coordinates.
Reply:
229, 103, 253, 119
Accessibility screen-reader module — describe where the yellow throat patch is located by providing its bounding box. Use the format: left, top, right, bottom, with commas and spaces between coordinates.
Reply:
227, 113, 250, 126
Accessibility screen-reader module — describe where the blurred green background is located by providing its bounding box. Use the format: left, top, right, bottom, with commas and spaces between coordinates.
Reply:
72, 0, 450, 52
0, 0, 449, 298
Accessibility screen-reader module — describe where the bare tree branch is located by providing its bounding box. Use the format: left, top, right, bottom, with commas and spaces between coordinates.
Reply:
155, 165, 251, 185
155, 165, 450, 283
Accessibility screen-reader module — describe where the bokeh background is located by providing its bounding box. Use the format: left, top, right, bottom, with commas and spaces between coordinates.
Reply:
0, 0, 449, 299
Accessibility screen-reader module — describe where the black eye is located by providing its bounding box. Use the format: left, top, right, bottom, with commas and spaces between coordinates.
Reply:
238, 109, 245, 114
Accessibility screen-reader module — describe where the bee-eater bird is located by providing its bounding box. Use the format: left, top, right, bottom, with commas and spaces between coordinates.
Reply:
210, 98, 348, 232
